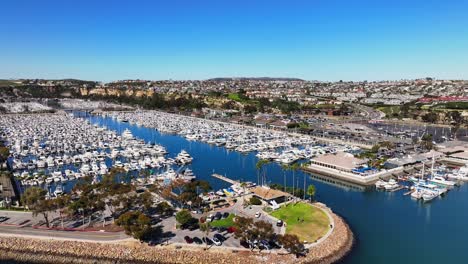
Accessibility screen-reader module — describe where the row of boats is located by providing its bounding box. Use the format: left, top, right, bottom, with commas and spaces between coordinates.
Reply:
375, 164, 468, 202
0, 113, 197, 193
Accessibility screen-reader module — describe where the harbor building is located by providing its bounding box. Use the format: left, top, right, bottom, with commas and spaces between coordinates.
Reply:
309, 152, 367, 173
251, 185, 291, 206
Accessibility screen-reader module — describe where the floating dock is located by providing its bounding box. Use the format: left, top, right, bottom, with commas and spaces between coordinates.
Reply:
211, 174, 238, 185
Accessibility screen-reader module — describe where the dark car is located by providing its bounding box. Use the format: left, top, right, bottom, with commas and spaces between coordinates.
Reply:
184, 236, 193, 244
193, 237, 203, 245
181, 218, 199, 230
276, 220, 283, 227
188, 222, 199, 231
214, 233, 226, 242
240, 240, 250, 248
222, 212, 229, 218
202, 237, 214, 245
214, 212, 222, 220
217, 227, 227, 233
0, 217, 9, 223
150, 217, 162, 225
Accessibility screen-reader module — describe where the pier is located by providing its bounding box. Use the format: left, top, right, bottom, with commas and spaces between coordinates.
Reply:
211, 173, 238, 185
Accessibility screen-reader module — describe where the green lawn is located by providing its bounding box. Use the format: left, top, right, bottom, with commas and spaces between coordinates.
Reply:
227, 93, 243, 102
271, 202, 330, 243
210, 213, 235, 227
377, 105, 402, 117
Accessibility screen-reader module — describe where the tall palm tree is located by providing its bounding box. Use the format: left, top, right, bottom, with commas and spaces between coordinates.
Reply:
289, 163, 300, 201
256, 159, 270, 186
199, 222, 211, 250
281, 164, 289, 193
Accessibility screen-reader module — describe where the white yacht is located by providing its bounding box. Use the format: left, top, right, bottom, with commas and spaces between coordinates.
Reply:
429, 176, 457, 187
122, 129, 134, 140
54, 184, 64, 196
422, 190, 438, 202
175, 150, 193, 164
375, 179, 387, 189
384, 179, 399, 191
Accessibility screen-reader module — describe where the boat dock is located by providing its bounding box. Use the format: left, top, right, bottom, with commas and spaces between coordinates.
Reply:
211, 174, 238, 185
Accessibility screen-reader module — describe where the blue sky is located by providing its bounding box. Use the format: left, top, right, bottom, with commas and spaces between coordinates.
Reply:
1, 0, 467, 81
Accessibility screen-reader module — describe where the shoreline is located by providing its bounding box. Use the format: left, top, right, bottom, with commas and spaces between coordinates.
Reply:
0, 207, 353, 264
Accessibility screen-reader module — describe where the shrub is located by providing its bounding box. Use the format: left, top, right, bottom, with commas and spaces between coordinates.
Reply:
249, 196, 262, 205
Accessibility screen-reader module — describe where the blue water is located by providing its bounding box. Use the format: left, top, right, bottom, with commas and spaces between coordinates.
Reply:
86, 114, 468, 264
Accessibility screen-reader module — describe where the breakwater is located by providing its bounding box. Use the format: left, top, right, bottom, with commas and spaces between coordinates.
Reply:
0, 211, 353, 264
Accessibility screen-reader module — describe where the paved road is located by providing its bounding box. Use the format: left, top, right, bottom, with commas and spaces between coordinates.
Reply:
0, 225, 128, 242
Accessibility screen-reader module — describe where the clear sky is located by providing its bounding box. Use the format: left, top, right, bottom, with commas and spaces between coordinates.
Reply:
1, 0, 467, 82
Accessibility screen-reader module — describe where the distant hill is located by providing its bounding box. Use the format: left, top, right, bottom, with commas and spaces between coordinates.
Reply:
207, 77, 304, 82
0, 80, 21, 87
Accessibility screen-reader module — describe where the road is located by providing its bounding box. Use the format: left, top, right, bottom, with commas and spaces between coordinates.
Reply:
0, 224, 128, 242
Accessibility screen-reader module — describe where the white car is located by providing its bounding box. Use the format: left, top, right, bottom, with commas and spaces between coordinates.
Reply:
212, 236, 222, 246
255, 212, 261, 218
207, 214, 214, 222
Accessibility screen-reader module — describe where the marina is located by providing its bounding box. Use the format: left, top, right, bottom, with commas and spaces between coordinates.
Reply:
2, 111, 468, 264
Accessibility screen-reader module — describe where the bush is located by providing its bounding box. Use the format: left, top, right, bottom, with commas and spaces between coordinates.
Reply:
250, 196, 262, 205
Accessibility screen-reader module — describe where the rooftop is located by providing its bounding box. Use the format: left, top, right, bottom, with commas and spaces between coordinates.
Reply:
311, 151, 367, 170
251, 186, 290, 201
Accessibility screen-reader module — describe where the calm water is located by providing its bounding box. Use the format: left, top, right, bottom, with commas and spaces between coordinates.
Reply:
86, 114, 468, 264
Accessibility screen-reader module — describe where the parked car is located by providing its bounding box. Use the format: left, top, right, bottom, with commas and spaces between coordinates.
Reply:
214, 212, 222, 220
214, 233, 226, 242
276, 220, 283, 227
207, 214, 214, 222
240, 240, 250, 248
202, 237, 214, 245
255, 212, 261, 218
222, 212, 229, 218
184, 236, 193, 244
212, 236, 222, 246
227, 226, 236, 233
193, 237, 203, 245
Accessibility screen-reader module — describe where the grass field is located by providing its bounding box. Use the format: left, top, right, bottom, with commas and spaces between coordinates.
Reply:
377, 105, 402, 117
210, 213, 235, 227
271, 202, 330, 242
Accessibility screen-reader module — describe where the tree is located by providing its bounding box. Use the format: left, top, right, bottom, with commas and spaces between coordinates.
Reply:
53, 194, 71, 229
278, 234, 306, 257
116, 211, 152, 241
155, 201, 174, 216
175, 209, 193, 226
421, 112, 438, 123
0, 146, 9, 164
233, 216, 255, 243
199, 222, 211, 249
420, 134, 435, 150
21, 187, 53, 227
307, 184, 316, 202
251, 220, 274, 242
256, 159, 270, 186
249, 196, 262, 205
139, 191, 154, 211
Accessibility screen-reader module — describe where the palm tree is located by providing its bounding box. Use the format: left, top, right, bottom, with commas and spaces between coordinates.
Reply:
256, 159, 270, 186
199, 222, 211, 250
240, 182, 247, 205
289, 163, 300, 201
307, 184, 316, 202
281, 164, 288, 193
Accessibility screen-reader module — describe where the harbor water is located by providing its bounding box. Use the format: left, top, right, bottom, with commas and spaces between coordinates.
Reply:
85, 113, 468, 264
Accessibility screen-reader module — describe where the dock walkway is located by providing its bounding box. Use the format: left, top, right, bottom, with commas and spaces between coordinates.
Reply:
211, 174, 238, 185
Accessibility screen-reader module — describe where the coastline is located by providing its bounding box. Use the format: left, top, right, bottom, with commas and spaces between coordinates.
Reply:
0, 206, 353, 264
